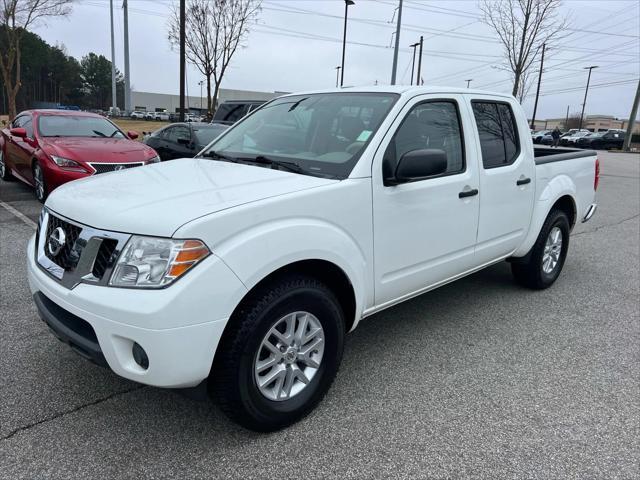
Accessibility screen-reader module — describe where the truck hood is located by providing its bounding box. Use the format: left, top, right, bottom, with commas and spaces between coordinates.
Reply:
46, 158, 337, 237
40, 137, 156, 163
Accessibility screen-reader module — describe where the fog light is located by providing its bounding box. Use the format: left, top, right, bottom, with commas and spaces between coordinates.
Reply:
132, 342, 149, 369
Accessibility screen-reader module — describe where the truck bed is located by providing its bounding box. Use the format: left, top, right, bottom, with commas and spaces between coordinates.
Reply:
534, 146, 596, 165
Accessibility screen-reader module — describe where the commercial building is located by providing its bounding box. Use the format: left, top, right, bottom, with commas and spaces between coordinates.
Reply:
130, 88, 287, 114
529, 115, 640, 133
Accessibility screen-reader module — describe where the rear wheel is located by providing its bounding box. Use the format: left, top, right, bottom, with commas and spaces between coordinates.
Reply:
0, 148, 12, 180
211, 274, 345, 432
33, 162, 48, 203
511, 209, 570, 289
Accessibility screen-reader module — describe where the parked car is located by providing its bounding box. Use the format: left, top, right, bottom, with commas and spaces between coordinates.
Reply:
575, 130, 625, 149
0, 110, 160, 202
211, 100, 266, 125
531, 130, 552, 143
143, 122, 229, 160
143, 111, 156, 121
27, 87, 598, 431
560, 130, 591, 146
540, 132, 555, 145
130, 111, 146, 120
154, 111, 170, 121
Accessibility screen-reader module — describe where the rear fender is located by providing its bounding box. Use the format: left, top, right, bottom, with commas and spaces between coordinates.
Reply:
512, 174, 576, 257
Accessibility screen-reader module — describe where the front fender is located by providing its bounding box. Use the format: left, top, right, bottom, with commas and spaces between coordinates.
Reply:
512, 174, 576, 257
211, 217, 369, 327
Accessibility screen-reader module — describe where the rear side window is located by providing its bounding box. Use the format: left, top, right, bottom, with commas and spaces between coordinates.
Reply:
472, 102, 520, 169
214, 103, 249, 123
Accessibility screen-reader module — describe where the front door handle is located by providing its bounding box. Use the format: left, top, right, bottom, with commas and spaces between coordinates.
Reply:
517, 177, 531, 186
459, 188, 479, 198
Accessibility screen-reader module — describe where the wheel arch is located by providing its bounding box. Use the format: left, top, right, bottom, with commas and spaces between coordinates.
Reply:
512, 175, 578, 258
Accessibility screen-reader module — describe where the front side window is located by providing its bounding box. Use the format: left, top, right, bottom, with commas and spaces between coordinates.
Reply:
22, 118, 34, 138
167, 125, 190, 143
201, 93, 399, 179
38, 115, 126, 138
472, 101, 520, 169
383, 100, 464, 180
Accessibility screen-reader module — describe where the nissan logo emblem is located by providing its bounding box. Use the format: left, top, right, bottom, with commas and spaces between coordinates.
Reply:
47, 227, 66, 256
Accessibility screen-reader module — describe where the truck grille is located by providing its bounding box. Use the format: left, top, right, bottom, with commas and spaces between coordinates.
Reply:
91, 239, 118, 279
89, 162, 144, 174
44, 214, 83, 270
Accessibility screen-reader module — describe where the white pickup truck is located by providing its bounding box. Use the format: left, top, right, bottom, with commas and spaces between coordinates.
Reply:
27, 87, 598, 431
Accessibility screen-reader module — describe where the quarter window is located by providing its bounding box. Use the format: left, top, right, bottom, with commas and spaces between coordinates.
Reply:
472, 102, 520, 168
383, 101, 465, 180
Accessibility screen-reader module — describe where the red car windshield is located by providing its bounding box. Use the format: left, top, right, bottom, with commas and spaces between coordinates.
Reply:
38, 115, 126, 138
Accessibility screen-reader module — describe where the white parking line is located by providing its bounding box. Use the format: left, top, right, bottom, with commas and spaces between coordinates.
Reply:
0, 200, 37, 230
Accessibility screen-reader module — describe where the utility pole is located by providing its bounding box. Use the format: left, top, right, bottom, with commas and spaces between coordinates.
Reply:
410, 42, 419, 85
109, 0, 117, 112
623, 79, 640, 152
465, 79, 472, 88
340, 1, 354, 87
123, 0, 131, 114
530, 43, 545, 130
335, 66, 341, 88
390, 0, 403, 85
179, 0, 186, 121
198, 80, 204, 111
416, 35, 423, 85
564, 105, 569, 130
579, 65, 598, 131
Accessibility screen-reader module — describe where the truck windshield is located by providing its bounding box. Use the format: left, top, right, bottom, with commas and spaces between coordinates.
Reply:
200, 92, 399, 179
39, 115, 126, 138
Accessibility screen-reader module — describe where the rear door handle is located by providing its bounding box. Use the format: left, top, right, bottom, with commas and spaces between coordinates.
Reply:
458, 188, 479, 198
517, 177, 531, 186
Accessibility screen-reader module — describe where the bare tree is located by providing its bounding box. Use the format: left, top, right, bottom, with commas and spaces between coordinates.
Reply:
0, 0, 71, 118
479, 0, 567, 100
168, 0, 261, 114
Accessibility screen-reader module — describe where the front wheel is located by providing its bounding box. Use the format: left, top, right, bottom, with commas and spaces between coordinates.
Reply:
33, 162, 48, 203
511, 209, 570, 289
211, 274, 345, 431
0, 148, 12, 180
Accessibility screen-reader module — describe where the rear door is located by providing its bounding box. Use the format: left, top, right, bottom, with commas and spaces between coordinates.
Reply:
372, 95, 480, 307
469, 97, 535, 264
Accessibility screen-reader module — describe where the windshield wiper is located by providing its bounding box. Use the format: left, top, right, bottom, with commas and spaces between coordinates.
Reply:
242, 155, 304, 174
200, 150, 239, 162
92, 130, 107, 137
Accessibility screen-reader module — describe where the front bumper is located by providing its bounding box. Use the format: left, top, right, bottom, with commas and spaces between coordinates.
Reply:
27, 234, 247, 388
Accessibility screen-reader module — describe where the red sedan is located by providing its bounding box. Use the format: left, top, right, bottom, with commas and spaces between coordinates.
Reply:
0, 110, 159, 202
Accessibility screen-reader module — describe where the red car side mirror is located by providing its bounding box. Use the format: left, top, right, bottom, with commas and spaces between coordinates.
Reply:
127, 130, 139, 140
10, 127, 27, 138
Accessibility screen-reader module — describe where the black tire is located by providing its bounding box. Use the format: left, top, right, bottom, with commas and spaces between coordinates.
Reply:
0, 147, 12, 181
511, 209, 570, 290
32, 161, 48, 203
211, 274, 345, 432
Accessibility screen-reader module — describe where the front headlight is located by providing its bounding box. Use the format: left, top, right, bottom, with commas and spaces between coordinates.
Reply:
50, 155, 85, 171
109, 236, 210, 288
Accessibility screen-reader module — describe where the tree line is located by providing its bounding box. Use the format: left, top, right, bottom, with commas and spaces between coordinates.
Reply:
0, 26, 126, 115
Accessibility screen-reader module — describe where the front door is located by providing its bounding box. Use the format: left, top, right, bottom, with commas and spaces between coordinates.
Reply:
372, 96, 480, 307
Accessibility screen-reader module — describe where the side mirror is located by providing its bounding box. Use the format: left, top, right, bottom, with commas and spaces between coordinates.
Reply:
390, 149, 448, 184
10, 127, 27, 138
127, 130, 139, 140
176, 137, 191, 145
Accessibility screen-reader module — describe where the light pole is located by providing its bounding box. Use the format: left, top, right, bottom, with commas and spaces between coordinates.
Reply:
198, 80, 204, 111
579, 65, 598, 131
340, 0, 354, 87
390, 0, 403, 85
465, 79, 473, 88
410, 42, 419, 85
335, 66, 341, 88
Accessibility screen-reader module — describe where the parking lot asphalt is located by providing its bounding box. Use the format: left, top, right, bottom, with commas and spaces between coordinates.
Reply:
0, 151, 638, 479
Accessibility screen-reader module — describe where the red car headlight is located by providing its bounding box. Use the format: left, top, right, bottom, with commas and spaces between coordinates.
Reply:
50, 155, 87, 172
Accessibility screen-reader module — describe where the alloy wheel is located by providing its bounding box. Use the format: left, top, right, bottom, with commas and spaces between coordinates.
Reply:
254, 311, 325, 402
542, 226, 563, 274
0, 150, 5, 177
33, 164, 45, 201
